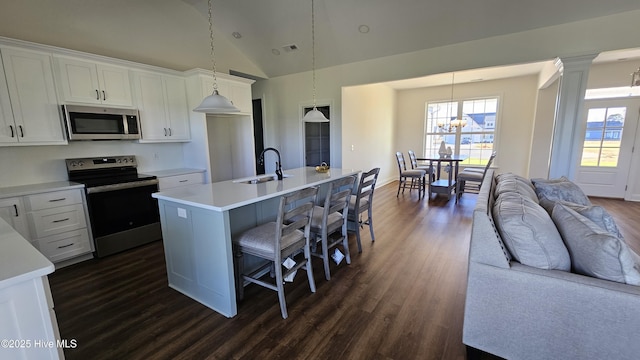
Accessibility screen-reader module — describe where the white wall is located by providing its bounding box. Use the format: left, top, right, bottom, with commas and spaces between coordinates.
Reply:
342, 84, 396, 184
0, 141, 184, 187
253, 10, 640, 178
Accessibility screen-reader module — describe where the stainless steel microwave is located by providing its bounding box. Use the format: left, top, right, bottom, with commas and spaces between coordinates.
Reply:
62, 105, 141, 140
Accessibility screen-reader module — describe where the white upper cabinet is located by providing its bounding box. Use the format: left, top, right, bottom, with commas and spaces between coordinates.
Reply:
0, 46, 66, 146
133, 70, 190, 142
55, 56, 133, 107
0, 55, 15, 141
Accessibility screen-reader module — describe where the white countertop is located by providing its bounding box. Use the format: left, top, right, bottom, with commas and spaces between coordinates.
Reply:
0, 218, 54, 290
152, 167, 360, 212
0, 181, 84, 199
143, 168, 206, 178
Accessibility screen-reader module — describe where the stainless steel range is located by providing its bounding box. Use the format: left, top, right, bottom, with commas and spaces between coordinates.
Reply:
66, 155, 161, 257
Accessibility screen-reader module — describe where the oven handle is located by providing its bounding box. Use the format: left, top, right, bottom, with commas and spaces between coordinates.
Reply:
86, 179, 159, 194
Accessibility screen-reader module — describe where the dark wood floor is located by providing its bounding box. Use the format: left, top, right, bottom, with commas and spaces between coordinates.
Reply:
47, 182, 640, 360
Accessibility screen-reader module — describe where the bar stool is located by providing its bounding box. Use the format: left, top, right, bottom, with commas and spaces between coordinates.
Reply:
233, 186, 318, 319
348, 168, 380, 252
308, 175, 357, 280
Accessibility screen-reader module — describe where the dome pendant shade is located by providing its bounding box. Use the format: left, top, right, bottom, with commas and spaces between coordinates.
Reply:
303, 107, 329, 122
193, 89, 240, 113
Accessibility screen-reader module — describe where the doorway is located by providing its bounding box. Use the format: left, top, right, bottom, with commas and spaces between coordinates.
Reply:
303, 105, 330, 166
574, 98, 640, 198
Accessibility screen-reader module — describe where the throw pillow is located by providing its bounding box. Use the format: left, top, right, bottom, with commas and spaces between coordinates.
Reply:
552, 204, 640, 285
492, 192, 571, 271
532, 177, 591, 213
558, 201, 624, 240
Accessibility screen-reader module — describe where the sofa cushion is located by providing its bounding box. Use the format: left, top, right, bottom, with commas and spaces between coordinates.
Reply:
558, 201, 624, 239
492, 192, 571, 270
532, 177, 592, 213
496, 172, 534, 189
552, 204, 640, 285
494, 175, 538, 203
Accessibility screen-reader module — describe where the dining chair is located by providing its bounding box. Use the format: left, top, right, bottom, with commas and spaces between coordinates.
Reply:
233, 186, 318, 319
308, 175, 357, 280
455, 151, 496, 203
395, 151, 426, 198
408, 150, 435, 183
347, 167, 380, 253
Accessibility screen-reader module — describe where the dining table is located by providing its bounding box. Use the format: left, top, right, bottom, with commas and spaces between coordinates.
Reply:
417, 154, 468, 200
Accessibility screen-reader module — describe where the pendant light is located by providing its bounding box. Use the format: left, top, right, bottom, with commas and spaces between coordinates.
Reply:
193, 0, 240, 114
303, 0, 329, 122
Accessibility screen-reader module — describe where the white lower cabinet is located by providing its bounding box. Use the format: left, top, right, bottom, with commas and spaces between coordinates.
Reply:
25, 189, 92, 263
0, 276, 64, 360
0, 197, 30, 241
37, 229, 91, 263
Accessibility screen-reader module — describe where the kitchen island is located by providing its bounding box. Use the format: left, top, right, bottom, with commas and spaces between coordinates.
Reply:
152, 167, 360, 317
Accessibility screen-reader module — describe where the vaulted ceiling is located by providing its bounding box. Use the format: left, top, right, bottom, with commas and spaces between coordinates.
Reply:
1, 0, 640, 80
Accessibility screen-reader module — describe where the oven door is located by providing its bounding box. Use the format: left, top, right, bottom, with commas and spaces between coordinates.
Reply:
85, 181, 160, 256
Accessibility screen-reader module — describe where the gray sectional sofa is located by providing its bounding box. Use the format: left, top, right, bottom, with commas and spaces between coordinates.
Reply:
463, 169, 640, 360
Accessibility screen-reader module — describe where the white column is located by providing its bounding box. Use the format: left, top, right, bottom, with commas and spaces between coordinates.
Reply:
548, 54, 598, 179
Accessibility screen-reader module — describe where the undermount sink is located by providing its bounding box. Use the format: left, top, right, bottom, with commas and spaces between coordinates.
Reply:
233, 173, 291, 184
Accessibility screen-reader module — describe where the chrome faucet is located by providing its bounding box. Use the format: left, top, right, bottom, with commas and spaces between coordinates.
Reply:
259, 147, 283, 180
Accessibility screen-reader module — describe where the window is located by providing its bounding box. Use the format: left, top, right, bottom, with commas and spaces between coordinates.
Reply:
425, 97, 498, 166
580, 106, 625, 167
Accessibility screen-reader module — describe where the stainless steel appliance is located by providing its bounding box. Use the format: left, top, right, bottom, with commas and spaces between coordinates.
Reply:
66, 155, 160, 257
62, 105, 141, 140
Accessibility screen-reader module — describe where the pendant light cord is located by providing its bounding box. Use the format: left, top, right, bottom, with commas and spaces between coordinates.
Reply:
311, 0, 317, 108
208, 0, 218, 92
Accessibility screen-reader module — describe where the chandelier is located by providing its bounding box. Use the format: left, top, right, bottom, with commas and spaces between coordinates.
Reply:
437, 73, 467, 132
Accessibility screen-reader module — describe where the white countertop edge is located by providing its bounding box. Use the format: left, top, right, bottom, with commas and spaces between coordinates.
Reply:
143, 168, 206, 177
153, 168, 361, 212
0, 218, 54, 290
0, 181, 84, 199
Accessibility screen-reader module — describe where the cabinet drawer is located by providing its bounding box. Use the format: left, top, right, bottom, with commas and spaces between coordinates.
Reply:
158, 173, 204, 190
25, 189, 83, 211
29, 204, 87, 238
37, 228, 91, 262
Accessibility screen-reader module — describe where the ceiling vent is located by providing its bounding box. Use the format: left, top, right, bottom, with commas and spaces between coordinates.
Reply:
282, 44, 299, 53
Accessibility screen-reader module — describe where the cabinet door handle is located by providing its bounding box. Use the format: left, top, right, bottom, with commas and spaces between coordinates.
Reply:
164, 128, 167, 136
13, 204, 18, 217
52, 218, 70, 223
48, 198, 66, 202
179, 179, 188, 183
18, 125, 24, 137
9, 125, 15, 138
96, 89, 100, 100
168, 128, 172, 136
102, 90, 106, 101
57, 243, 74, 249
